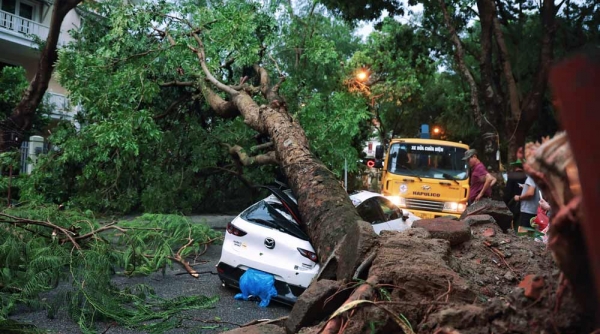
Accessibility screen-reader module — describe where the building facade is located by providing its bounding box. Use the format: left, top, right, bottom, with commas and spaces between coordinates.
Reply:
1, 0, 81, 171
1, 0, 80, 122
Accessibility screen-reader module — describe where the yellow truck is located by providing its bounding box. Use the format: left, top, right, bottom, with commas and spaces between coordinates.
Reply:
375, 138, 470, 219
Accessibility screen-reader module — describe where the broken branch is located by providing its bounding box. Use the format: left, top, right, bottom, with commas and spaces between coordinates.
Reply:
223, 143, 278, 166
0, 213, 81, 250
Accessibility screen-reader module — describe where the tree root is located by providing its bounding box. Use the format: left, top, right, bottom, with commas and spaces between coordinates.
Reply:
321, 275, 378, 334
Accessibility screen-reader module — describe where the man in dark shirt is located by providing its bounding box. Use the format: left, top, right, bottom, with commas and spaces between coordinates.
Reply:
463, 149, 497, 205
503, 160, 527, 230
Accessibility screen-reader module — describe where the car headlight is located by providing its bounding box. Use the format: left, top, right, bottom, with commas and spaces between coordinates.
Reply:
443, 202, 466, 213
386, 196, 406, 207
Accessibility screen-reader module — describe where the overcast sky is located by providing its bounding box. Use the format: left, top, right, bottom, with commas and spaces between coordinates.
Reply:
353, 1, 425, 40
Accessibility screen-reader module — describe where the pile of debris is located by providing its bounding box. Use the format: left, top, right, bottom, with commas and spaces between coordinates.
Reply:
226, 199, 593, 334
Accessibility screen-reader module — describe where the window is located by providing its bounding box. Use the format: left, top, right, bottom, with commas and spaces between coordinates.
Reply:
356, 198, 385, 224
240, 200, 309, 241
374, 197, 402, 221
1, 0, 16, 14
387, 143, 469, 180
0, 0, 39, 33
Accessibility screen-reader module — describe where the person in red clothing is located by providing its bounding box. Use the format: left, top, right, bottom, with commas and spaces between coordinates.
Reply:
463, 149, 497, 205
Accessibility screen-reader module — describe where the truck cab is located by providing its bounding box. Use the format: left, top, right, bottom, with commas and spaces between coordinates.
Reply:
376, 138, 470, 219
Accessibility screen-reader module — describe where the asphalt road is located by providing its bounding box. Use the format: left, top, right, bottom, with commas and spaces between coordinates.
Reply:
9, 215, 292, 333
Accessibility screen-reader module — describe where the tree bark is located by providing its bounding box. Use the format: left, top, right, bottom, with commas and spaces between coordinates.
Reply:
0, 0, 83, 152
471, 0, 511, 170
506, 0, 556, 161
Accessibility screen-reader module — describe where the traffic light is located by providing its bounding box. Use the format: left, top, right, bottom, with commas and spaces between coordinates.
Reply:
362, 158, 383, 168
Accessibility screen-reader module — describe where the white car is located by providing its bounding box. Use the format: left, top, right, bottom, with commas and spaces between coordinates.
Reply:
216, 186, 419, 305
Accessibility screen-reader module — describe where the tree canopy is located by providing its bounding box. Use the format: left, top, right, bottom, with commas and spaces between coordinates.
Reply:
12, 0, 375, 213
1, 0, 599, 332
322, 0, 599, 164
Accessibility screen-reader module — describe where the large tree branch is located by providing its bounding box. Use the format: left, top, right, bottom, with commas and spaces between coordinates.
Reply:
198, 80, 240, 119
223, 143, 278, 166
162, 21, 238, 97
477, 0, 503, 120
189, 32, 238, 96
438, 0, 483, 127
0, 213, 81, 250
521, 0, 556, 126
492, 17, 521, 120
252, 64, 286, 105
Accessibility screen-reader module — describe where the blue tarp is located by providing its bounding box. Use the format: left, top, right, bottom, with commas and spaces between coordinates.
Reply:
234, 268, 278, 307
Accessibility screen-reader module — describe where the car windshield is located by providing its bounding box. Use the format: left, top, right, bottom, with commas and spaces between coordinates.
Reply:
387, 143, 468, 180
240, 200, 309, 240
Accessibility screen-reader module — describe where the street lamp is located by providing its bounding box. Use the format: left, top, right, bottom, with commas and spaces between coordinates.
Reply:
356, 69, 369, 82
433, 126, 441, 135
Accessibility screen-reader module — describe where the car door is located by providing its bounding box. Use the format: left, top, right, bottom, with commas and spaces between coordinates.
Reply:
355, 198, 390, 234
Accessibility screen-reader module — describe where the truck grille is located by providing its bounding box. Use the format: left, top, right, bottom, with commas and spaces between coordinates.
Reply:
406, 199, 444, 212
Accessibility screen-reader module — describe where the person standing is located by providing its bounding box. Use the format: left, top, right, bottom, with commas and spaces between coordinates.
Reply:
463, 149, 497, 205
514, 175, 541, 232
503, 159, 527, 230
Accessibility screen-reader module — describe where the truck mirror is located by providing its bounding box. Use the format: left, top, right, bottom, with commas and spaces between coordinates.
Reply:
375, 145, 384, 159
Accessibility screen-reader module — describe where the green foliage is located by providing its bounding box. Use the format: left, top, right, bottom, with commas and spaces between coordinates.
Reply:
0, 66, 52, 133
0, 67, 29, 120
319, 0, 406, 22
116, 214, 220, 276
9, 0, 372, 212
297, 91, 370, 176
0, 206, 219, 332
325, 0, 599, 159
346, 18, 462, 141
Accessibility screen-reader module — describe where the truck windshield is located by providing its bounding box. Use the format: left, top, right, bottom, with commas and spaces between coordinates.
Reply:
387, 143, 469, 180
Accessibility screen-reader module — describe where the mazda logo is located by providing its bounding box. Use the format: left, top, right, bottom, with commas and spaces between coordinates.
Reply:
264, 237, 275, 249
422, 185, 431, 191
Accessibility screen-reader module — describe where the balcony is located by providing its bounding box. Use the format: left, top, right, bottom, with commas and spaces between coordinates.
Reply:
0, 9, 49, 46
46, 92, 77, 121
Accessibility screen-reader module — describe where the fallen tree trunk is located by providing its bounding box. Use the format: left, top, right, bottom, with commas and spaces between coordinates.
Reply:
218, 63, 598, 334
187, 30, 376, 285
191, 20, 597, 332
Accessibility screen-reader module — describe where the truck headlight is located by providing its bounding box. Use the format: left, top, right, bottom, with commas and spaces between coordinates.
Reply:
387, 196, 406, 207
443, 202, 466, 213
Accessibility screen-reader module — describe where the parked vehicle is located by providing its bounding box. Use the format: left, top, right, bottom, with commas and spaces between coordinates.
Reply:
377, 138, 471, 219
216, 186, 419, 305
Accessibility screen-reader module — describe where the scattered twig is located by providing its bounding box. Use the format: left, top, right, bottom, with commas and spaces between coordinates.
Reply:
169, 255, 199, 278
324, 281, 360, 307
188, 317, 243, 328
524, 289, 547, 309
240, 316, 288, 327
435, 278, 453, 303
482, 242, 518, 277
174, 270, 217, 276
74, 221, 127, 241
322, 276, 379, 334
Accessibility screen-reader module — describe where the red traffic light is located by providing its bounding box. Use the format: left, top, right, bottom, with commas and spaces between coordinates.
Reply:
367, 160, 375, 168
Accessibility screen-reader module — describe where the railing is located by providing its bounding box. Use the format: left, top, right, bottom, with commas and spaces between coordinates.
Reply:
0, 9, 49, 41
46, 92, 70, 112
46, 92, 77, 120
